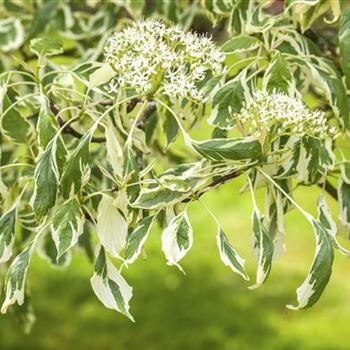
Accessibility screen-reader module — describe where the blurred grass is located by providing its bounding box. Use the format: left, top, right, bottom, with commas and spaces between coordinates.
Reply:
1, 177, 350, 350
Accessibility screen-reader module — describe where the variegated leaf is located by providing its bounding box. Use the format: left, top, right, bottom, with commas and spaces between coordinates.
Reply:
96, 195, 128, 259
32, 139, 59, 219
36, 96, 66, 169
90, 247, 134, 321
0, 18, 24, 52
192, 136, 262, 162
36, 96, 60, 148
287, 218, 333, 310
208, 79, 247, 129
89, 63, 116, 88
123, 145, 140, 202
222, 35, 262, 54
289, 0, 340, 32
216, 226, 249, 280
1, 242, 35, 314
338, 178, 350, 230
30, 37, 63, 57
105, 120, 123, 177
1, 94, 30, 144
339, 6, 350, 87
263, 182, 288, 259
125, 214, 156, 264
249, 210, 274, 289
60, 126, 96, 198
296, 137, 334, 185
263, 52, 295, 94
37, 233, 71, 268
203, 0, 234, 15
317, 195, 350, 256
340, 162, 350, 184
161, 211, 193, 272
0, 205, 17, 263
132, 186, 190, 210
51, 197, 85, 259
307, 63, 349, 128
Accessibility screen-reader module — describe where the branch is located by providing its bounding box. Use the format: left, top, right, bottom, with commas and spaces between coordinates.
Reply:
49, 102, 105, 143
136, 101, 156, 127
318, 180, 338, 201
182, 173, 339, 204
183, 170, 241, 203
56, 115, 106, 143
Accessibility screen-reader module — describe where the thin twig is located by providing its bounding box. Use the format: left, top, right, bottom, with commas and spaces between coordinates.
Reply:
48, 98, 155, 143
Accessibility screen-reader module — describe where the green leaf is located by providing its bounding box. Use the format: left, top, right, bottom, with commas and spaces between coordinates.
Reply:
192, 136, 262, 161
90, 247, 134, 321
263, 52, 294, 93
161, 211, 193, 272
30, 38, 63, 57
208, 79, 246, 129
216, 226, 249, 280
0, 205, 17, 263
249, 210, 274, 289
1, 95, 30, 144
339, 6, 350, 87
96, 195, 128, 260
0, 18, 24, 52
222, 35, 262, 54
1, 242, 35, 314
60, 127, 96, 198
125, 214, 156, 264
51, 197, 85, 259
32, 139, 59, 219
287, 218, 334, 309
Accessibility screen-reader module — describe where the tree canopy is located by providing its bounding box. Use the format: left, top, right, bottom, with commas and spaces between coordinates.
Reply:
1, 0, 350, 331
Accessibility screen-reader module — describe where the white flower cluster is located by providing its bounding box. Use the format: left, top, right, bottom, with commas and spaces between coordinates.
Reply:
236, 91, 336, 139
104, 18, 224, 101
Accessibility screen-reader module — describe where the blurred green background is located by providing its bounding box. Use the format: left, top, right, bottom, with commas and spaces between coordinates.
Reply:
0, 178, 349, 350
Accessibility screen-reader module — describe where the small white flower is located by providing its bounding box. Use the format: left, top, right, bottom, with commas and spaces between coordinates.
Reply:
104, 18, 224, 102
235, 91, 336, 139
